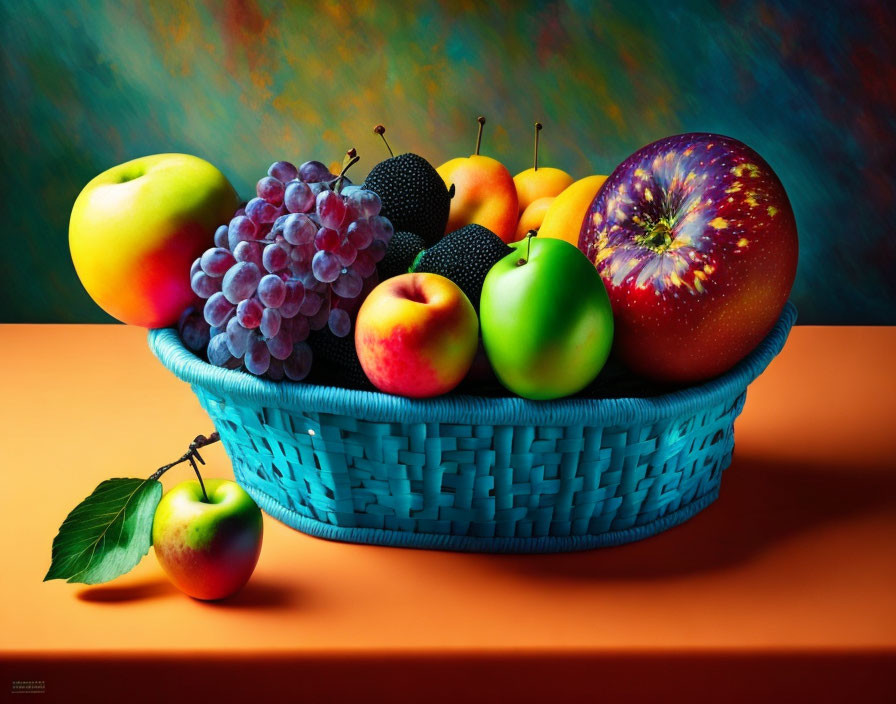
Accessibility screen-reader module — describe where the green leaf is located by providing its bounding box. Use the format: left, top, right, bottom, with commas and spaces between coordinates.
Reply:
44, 478, 162, 585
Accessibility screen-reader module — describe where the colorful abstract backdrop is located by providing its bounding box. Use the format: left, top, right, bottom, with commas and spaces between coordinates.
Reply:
1, 0, 894, 323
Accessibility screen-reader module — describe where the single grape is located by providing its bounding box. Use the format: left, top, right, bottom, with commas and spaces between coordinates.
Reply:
236, 297, 264, 329
298, 290, 322, 316
284, 342, 313, 381
311, 250, 342, 283
245, 336, 271, 375
370, 215, 394, 245
346, 219, 374, 249
284, 313, 310, 342
204, 291, 235, 327
283, 213, 316, 245
225, 316, 253, 357
316, 190, 347, 229
246, 197, 281, 224
190, 257, 202, 277
230, 215, 257, 240
280, 280, 305, 318
350, 189, 381, 218
299, 160, 331, 182
367, 239, 387, 263
191, 271, 221, 298
178, 307, 211, 351
307, 300, 331, 330
268, 161, 298, 182
213, 225, 229, 249
267, 329, 293, 360
256, 176, 285, 205
221, 261, 261, 304
334, 239, 357, 267
233, 240, 264, 269
328, 308, 351, 338
208, 333, 240, 369
284, 180, 315, 214
200, 247, 236, 277
266, 358, 285, 380
331, 268, 363, 299
263, 242, 289, 272
257, 274, 286, 308
260, 306, 282, 338
314, 227, 340, 252
352, 250, 376, 278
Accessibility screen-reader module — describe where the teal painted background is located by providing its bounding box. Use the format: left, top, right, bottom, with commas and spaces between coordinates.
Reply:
1, 0, 894, 323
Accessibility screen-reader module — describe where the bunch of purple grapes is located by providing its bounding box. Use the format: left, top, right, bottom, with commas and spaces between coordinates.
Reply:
184, 159, 391, 381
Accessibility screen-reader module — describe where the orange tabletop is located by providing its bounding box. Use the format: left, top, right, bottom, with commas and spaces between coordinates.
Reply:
1, 324, 894, 703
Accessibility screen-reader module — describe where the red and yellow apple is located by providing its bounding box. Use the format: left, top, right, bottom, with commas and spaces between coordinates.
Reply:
538, 174, 607, 246
69, 153, 238, 327
355, 273, 478, 397
437, 156, 519, 243
579, 132, 798, 382
152, 478, 263, 601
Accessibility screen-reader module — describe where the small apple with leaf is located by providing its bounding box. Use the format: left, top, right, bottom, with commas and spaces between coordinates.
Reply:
45, 433, 263, 601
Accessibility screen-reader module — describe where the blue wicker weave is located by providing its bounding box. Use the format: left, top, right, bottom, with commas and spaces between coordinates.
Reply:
149, 302, 796, 553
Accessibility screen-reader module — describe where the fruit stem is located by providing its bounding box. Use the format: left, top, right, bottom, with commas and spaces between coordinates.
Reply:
516, 230, 537, 266
533, 122, 543, 171
148, 432, 220, 502
374, 125, 393, 157
328, 151, 361, 192
475, 116, 486, 156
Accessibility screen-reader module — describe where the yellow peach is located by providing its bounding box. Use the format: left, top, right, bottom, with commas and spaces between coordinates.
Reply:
537, 174, 607, 247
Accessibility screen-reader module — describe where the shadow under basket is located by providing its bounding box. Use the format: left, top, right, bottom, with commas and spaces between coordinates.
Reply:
149, 302, 797, 553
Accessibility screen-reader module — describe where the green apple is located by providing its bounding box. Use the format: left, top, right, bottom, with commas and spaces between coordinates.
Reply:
152, 478, 263, 600
69, 153, 238, 327
480, 236, 614, 400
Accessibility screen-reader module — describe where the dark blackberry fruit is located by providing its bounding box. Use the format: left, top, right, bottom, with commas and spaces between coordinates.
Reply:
362, 125, 452, 245
410, 224, 512, 311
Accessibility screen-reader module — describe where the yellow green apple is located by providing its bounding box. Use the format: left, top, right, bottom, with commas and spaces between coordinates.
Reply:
152, 478, 263, 601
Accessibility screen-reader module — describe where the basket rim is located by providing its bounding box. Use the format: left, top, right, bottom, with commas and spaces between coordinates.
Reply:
148, 301, 797, 426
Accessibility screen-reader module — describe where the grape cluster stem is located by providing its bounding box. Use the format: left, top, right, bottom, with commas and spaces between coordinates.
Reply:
148, 432, 221, 502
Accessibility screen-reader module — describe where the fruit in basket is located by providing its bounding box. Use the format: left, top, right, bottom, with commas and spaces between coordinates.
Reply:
579, 132, 798, 382
186, 154, 385, 381
437, 117, 519, 242
513, 122, 574, 214
355, 273, 478, 397
537, 174, 607, 245
379, 230, 426, 279
515, 196, 554, 240
152, 478, 263, 601
480, 235, 613, 400
410, 224, 512, 311
362, 126, 452, 244
69, 153, 239, 327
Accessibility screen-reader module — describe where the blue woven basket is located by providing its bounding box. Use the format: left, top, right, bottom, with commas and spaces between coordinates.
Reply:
149, 302, 796, 553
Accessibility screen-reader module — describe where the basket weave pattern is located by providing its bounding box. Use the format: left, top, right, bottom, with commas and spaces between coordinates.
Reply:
150, 302, 796, 552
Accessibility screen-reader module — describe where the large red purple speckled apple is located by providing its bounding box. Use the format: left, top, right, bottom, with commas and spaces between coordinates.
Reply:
579, 133, 798, 382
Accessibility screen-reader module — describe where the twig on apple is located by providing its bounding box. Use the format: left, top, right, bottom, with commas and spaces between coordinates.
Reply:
148, 432, 220, 502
